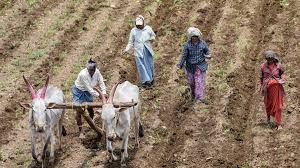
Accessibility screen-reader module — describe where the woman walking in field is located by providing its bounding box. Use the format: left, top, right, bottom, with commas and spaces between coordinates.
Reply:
177, 27, 211, 103
123, 15, 156, 88
258, 50, 285, 130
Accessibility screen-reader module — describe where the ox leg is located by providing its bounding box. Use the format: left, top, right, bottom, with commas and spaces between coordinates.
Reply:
31, 133, 37, 160
107, 140, 117, 162
134, 117, 140, 148
120, 135, 129, 167
58, 117, 64, 150
49, 130, 56, 163
42, 135, 51, 166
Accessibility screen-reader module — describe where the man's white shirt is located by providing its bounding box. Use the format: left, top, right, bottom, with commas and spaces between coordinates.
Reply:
75, 68, 107, 97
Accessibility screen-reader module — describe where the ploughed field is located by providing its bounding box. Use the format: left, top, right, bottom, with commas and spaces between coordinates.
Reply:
0, 0, 299, 167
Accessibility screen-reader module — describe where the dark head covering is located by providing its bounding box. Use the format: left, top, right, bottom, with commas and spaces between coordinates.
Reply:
263, 50, 279, 62
86, 58, 97, 70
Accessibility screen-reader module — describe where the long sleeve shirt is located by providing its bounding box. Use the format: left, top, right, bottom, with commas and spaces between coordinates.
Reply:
125, 25, 156, 58
74, 68, 107, 97
259, 62, 285, 95
178, 40, 210, 73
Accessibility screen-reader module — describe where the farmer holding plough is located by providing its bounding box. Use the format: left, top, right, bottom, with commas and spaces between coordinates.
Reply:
72, 59, 107, 138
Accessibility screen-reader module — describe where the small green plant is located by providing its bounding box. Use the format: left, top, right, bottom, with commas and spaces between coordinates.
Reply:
144, 5, 151, 13
174, 0, 183, 6
154, 98, 161, 109
71, 0, 83, 4
202, 108, 209, 113
15, 109, 22, 119
155, 0, 162, 6
26, 0, 38, 8
12, 59, 20, 66
218, 82, 230, 92
108, 15, 113, 21
101, 24, 109, 32
127, 18, 135, 28
153, 52, 161, 60
52, 65, 60, 75
46, 28, 57, 37
260, 161, 269, 168
35, 49, 47, 57
180, 33, 187, 44
22, 59, 34, 68
280, 0, 289, 7
0, 27, 5, 38
15, 148, 24, 155
0, 151, 3, 161
152, 132, 162, 145
46, 11, 72, 37
214, 68, 226, 78
241, 160, 251, 168
59, 51, 67, 60
51, 40, 61, 47
29, 49, 47, 59
164, 29, 173, 36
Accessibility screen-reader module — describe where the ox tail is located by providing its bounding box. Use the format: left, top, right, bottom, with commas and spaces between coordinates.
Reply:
139, 122, 144, 138
62, 125, 67, 136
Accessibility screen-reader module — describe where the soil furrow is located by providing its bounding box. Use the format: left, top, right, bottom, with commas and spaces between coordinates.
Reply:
0, 0, 101, 145
139, 0, 226, 167
0, 0, 63, 63
0, 0, 16, 12
0, 0, 299, 168
224, 0, 284, 166
251, 0, 300, 167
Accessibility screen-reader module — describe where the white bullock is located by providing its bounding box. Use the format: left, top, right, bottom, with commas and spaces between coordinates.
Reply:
99, 81, 144, 166
20, 75, 66, 166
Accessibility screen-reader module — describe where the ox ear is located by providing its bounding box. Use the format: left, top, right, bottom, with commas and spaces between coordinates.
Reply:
19, 102, 32, 109
47, 102, 56, 109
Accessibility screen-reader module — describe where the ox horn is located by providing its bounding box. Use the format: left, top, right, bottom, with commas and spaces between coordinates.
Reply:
40, 75, 50, 99
108, 81, 122, 104
23, 75, 36, 99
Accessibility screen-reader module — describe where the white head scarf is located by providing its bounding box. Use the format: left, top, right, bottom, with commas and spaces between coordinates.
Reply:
135, 15, 144, 26
187, 27, 202, 40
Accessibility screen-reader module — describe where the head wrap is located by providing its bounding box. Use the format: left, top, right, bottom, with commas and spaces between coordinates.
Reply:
187, 27, 203, 40
263, 50, 279, 62
86, 58, 97, 70
135, 15, 144, 26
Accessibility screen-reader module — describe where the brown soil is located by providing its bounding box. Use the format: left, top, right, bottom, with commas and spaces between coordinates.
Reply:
0, 0, 299, 168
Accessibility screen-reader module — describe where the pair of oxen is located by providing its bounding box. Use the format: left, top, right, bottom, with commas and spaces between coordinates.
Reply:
20, 76, 144, 167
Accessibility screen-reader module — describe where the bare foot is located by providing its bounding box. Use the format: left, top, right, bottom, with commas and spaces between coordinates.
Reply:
79, 132, 85, 139
276, 125, 283, 130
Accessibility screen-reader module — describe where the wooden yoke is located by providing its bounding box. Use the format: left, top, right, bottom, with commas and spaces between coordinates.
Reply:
46, 102, 137, 137
47, 102, 138, 109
